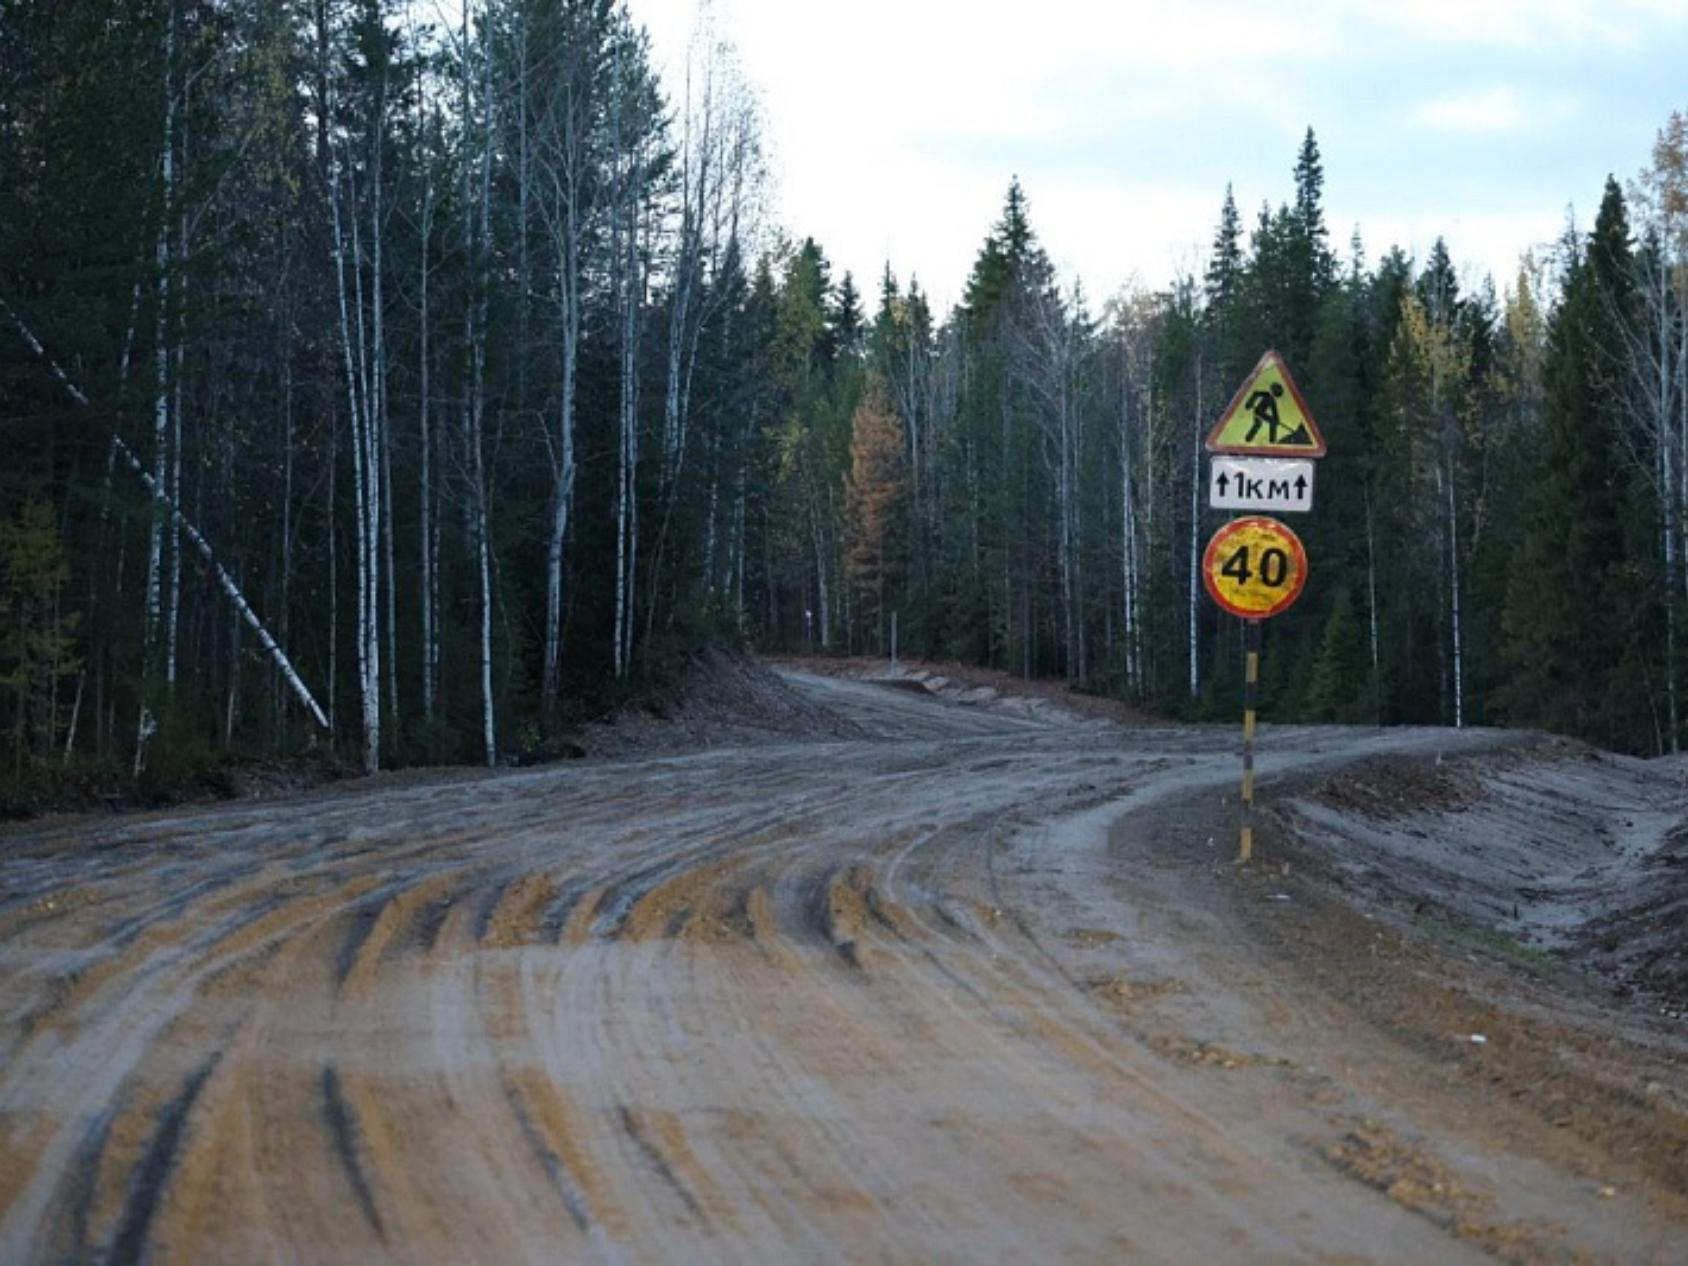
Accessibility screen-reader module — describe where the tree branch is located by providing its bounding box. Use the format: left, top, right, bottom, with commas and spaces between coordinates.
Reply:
1, 293, 332, 733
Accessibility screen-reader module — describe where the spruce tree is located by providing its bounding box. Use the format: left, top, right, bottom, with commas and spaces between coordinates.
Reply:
832, 272, 865, 361
1204, 185, 1250, 384
844, 372, 908, 651
1306, 588, 1369, 723
1205, 185, 1244, 310
1500, 181, 1653, 749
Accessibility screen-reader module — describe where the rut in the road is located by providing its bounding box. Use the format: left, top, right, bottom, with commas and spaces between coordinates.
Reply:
5, 671, 1680, 1264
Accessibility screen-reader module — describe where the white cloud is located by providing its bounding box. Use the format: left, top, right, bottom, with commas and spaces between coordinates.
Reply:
1413, 86, 1528, 134
1347, 207, 1568, 289
626, 0, 1686, 306
1360, 0, 1687, 50
1411, 85, 1583, 136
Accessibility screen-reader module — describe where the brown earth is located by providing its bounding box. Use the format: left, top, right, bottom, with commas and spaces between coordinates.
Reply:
1, 660, 1684, 1263
562, 646, 869, 758
773, 653, 1161, 725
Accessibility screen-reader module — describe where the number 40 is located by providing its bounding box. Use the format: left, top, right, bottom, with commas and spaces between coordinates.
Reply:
1220, 545, 1290, 588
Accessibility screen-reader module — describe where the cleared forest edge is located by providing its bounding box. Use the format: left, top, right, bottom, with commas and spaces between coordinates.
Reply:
0, 650, 862, 829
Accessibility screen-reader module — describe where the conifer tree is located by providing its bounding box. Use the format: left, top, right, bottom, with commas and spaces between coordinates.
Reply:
0, 502, 80, 773
1501, 181, 1655, 749
1304, 587, 1367, 722
845, 373, 908, 652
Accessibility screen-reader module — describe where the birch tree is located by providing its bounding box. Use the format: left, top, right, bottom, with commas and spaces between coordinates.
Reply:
1112, 297, 1156, 698
318, 0, 398, 773
605, 20, 665, 678
135, 0, 179, 774
1388, 288, 1472, 727
459, 0, 497, 765
1624, 113, 1688, 751
529, 0, 611, 727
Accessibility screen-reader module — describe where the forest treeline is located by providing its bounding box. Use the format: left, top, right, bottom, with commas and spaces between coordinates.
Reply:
2, 1, 1686, 803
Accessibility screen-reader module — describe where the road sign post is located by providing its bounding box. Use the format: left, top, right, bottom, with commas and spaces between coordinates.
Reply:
1241, 619, 1261, 863
1202, 514, 1308, 864
1202, 347, 1327, 865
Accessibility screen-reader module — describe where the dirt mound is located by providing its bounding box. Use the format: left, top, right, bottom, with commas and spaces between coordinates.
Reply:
1277, 739, 1688, 1009
1579, 818, 1688, 1005
1307, 750, 1489, 820
775, 655, 1152, 725
568, 648, 865, 758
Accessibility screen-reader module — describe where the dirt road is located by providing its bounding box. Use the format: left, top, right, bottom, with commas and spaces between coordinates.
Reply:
2, 668, 1684, 1263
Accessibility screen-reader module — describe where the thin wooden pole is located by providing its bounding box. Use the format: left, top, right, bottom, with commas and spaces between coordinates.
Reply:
1239, 617, 1261, 864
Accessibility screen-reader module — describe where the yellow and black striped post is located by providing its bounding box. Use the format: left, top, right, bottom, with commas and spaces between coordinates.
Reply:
1239, 618, 1262, 864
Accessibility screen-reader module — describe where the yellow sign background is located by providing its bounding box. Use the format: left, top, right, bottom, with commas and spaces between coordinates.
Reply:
1206, 350, 1327, 457
1202, 516, 1308, 619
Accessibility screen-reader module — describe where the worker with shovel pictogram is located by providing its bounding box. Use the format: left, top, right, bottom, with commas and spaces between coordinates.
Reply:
1245, 382, 1286, 444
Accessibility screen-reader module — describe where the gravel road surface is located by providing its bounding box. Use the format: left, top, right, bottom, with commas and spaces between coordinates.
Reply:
1, 669, 1682, 1263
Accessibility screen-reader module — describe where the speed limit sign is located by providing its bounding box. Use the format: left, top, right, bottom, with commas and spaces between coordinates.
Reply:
1202, 516, 1307, 620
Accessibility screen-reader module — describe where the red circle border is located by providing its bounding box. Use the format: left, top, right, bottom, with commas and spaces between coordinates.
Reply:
1201, 516, 1309, 620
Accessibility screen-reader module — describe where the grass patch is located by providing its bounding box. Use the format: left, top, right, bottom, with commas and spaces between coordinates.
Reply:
1421, 917, 1556, 971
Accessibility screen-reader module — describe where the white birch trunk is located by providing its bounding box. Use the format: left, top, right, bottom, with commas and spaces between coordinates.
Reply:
1058, 382, 1076, 681
1445, 454, 1464, 728
1365, 486, 1382, 725
1121, 402, 1139, 696
611, 68, 650, 679
137, 5, 176, 774
535, 27, 588, 728
329, 160, 379, 772
224, 596, 240, 748
368, 56, 395, 745
328, 439, 338, 733
109, 437, 330, 730
418, 103, 437, 726
703, 432, 720, 591
616, 159, 637, 674
165, 120, 187, 695
280, 355, 294, 739
733, 467, 747, 628
1187, 362, 1201, 699
463, 0, 497, 766
1663, 259, 1681, 750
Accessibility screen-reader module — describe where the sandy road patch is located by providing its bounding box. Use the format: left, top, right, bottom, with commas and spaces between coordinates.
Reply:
0, 669, 1684, 1262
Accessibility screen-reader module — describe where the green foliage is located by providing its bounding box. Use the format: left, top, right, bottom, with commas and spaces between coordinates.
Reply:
1304, 589, 1369, 722
3, 6, 1683, 814
0, 502, 80, 772
1499, 181, 1661, 753
844, 372, 908, 651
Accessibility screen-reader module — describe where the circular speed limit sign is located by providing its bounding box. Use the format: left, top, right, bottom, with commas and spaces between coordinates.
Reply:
1202, 516, 1308, 620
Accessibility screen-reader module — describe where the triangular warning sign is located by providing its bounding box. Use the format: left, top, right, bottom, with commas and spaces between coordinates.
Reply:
1205, 350, 1327, 458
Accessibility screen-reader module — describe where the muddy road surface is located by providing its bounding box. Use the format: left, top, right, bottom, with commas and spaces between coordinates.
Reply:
2, 668, 1685, 1263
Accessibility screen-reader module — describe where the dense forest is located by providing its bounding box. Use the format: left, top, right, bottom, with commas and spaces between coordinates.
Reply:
2, 0, 1686, 804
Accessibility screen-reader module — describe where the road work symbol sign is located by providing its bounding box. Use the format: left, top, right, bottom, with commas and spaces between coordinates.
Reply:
1206, 350, 1327, 457
1202, 516, 1308, 620
1210, 456, 1314, 513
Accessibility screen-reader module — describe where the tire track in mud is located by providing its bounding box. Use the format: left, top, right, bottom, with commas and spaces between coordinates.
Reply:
318, 1066, 385, 1241
105, 1052, 224, 1266
0, 749, 1278, 1263
0, 685, 1668, 1263
0, 864, 399, 1258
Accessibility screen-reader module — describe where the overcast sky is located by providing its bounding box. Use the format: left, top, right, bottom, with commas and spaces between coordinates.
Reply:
623, 0, 1688, 312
